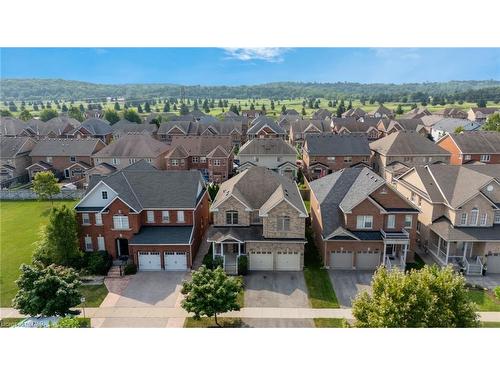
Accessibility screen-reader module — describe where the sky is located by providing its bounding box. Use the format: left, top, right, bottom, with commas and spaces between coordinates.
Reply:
1, 48, 499, 85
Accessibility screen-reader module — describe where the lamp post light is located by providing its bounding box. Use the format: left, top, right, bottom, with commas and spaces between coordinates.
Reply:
81, 297, 86, 319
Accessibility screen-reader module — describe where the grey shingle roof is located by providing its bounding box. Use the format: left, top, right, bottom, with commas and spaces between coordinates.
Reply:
446, 132, 500, 154
207, 225, 305, 243
239, 138, 296, 156
29, 138, 102, 157
93, 134, 169, 158
129, 226, 193, 245
247, 116, 286, 135
168, 136, 233, 156
431, 118, 480, 133
369, 131, 451, 156
430, 217, 500, 242
0, 137, 35, 158
309, 168, 386, 238
304, 133, 371, 156
0, 117, 29, 136
79, 118, 112, 135
312, 109, 333, 120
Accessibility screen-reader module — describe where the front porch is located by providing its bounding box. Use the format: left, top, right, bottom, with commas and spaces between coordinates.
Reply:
212, 241, 246, 275
381, 229, 410, 271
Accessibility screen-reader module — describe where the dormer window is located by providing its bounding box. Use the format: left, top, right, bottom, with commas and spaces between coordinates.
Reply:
102, 191, 108, 200
460, 212, 467, 226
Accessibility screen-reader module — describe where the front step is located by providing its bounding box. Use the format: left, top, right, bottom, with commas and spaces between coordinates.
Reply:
467, 265, 483, 276
106, 266, 123, 278
225, 263, 238, 275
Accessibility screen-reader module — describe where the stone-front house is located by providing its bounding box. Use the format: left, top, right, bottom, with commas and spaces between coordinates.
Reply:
331, 118, 380, 140
369, 130, 451, 182
288, 119, 330, 148
92, 134, 170, 170
164, 135, 234, 183
111, 120, 158, 140
302, 133, 371, 180
27, 138, 105, 184
394, 164, 500, 275
436, 132, 500, 165
237, 138, 298, 179
467, 107, 499, 123
0, 137, 36, 183
309, 167, 419, 270
246, 116, 286, 140
75, 161, 209, 270
70, 118, 113, 144
207, 166, 308, 273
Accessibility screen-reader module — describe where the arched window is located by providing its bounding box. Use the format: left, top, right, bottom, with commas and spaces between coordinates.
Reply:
470, 208, 479, 226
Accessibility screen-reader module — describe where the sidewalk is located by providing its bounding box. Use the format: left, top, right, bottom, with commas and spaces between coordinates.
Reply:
2, 306, 499, 322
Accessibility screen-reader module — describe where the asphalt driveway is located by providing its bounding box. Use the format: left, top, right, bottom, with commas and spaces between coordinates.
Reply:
244, 272, 309, 308
329, 270, 374, 308
113, 271, 188, 307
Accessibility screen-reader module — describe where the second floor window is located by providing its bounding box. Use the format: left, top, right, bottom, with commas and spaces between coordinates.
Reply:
213, 159, 221, 166
356, 215, 373, 229
147, 211, 155, 223
460, 212, 467, 226
387, 214, 395, 229
470, 208, 479, 226
171, 159, 179, 166
480, 154, 491, 162
464, 154, 471, 161
404, 215, 413, 229
82, 213, 90, 225
162, 210, 170, 223
101, 191, 108, 199
226, 210, 238, 225
177, 211, 185, 223
113, 215, 129, 229
277, 216, 291, 231
192, 157, 200, 163
479, 212, 487, 226
84, 236, 93, 251
494, 211, 500, 224
344, 156, 352, 163
70, 156, 76, 162
112, 158, 120, 165
95, 213, 103, 225
97, 236, 105, 251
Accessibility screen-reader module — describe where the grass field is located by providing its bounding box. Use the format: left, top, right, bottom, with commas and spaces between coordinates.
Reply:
314, 318, 348, 328
0, 200, 76, 307
184, 317, 244, 328
78, 284, 108, 308
2, 98, 495, 121
467, 289, 500, 311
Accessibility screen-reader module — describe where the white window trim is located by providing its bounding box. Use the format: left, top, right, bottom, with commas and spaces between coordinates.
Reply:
146, 210, 155, 223
84, 236, 93, 251
177, 211, 185, 223
387, 214, 396, 229
162, 210, 170, 223
404, 215, 413, 229
95, 213, 103, 226
480, 154, 491, 162
277, 216, 291, 231
82, 213, 90, 225
470, 209, 479, 226
460, 212, 467, 226
494, 211, 500, 224
97, 236, 105, 251
113, 215, 129, 230
479, 212, 488, 226
356, 215, 373, 229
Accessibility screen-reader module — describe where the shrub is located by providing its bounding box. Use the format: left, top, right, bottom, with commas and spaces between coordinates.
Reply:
213, 256, 224, 269
83, 251, 112, 276
124, 263, 137, 275
51, 317, 90, 328
202, 245, 214, 269
494, 286, 500, 300
238, 255, 248, 276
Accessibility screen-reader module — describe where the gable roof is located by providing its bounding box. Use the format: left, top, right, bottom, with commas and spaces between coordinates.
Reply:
93, 134, 169, 158
239, 138, 297, 156
431, 118, 481, 133
442, 132, 500, 154
342, 107, 367, 118
0, 117, 30, 136
0, 137, 35, 158
78, 118, 112, 136
247, 117, 286, 135
29, 138, 103, 157
368, 105, 393, 117
369, 131, 451, 156
311, 109, 333, 120
168, 136, 233, 157
304, 133, 371, 156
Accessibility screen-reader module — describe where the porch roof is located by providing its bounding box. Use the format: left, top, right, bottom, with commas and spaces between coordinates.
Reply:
129, 225, 193, 245
430, 218, 500, 242
207, 225, 305, 243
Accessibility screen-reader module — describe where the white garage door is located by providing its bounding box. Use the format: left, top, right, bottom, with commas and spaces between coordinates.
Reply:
138, 251, 161, 271
330, 250, 353, 270
164, 251, 188, 271
356, 250, 380, 270
276, 250, 301, 271
249, 251, 274, 271
487, 253, 500, 274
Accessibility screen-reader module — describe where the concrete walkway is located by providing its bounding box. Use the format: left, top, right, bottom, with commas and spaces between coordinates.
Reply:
192, 231, 211, 270
2, 307, 499, 322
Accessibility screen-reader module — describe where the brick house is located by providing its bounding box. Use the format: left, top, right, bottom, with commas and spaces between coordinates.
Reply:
369, 130, 451, 182
288, 119, 330, 148
0, 136, 36, 183
75, 161, 210, 271
309, 167, 419, 270
92, 134, 170, 170
246, 116, 286, 140
207, 166, 308, 273
400, 107, 432, 119
302, 133, 371, 180
376, 119, 427, 138
331, 118, 380, 140
111, 120, 158, 141
467, 107, 499, 123
394, 164, 500, 275
164, 135, 234, 183
341, 107, 367, 119
27, 138, 105, 184
436, 132, 500, 165
70, 118, 113, 144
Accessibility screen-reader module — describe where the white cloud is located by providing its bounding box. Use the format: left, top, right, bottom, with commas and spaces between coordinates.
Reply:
222, 48, 290, 62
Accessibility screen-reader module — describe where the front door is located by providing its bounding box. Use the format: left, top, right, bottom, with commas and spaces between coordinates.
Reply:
116, 238, 129, 256
64, 169, 70, 178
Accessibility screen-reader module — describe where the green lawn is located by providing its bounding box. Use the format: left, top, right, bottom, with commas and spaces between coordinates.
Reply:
314, 318, 348, 328
78, 284, 109, 308
467, 289, 500, 311
303, 229, 339, 308
0, 318, 24, 328
184, 317, 245, 328
303, 200, 311, 214
0, 200, 76, 307
481, 322, 500, 328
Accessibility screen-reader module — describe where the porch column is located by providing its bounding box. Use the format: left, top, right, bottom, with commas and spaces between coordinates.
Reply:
462, 243, 467, 261
445, 241, 450, 265
221, 242, 224, 257
238, 242, 241, 256
212, 243, 216, 260
403, 243, 408, 264
382, 242, 387, 265
437, 237, 442, 253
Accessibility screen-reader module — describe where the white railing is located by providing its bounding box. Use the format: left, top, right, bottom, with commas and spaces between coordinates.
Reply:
385, 256, 392, 270
381, 228, 410, 239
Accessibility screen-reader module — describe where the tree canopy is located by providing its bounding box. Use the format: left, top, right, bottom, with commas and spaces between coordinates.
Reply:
482, 113, 500, 132
123, 109, 142, 124
32, 171, 60, 203
39, 108, 59, 122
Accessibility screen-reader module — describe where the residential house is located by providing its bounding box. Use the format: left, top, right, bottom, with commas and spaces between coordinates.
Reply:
165, 135, 234, 183
468, 107, 500, 123
207, 166, 308, 273
433, 108, 468, 119
27, 138, 105, 184
400, 107, 432, 119
367, 105, 394, 119
36, 116, 81, 138
75, 161, 210, 270
70, 118, 113, 143
0, 117, 33, 137
376, 119, 428, 138
429, 118, 481, 141
111, 119, 158, 140
394, 164, 500, 275
309, 167, 419, 270
331, 118, 380, 140
436, 132, 500, 165
0, 136, 36, 184
241, 109, 265, 119
369, 130, 451, 182
342, 107, 367, 119
92, 134, 170, 170
311, 108, 333, 121
237, 138, 298, 179
84, 109, 105, 119
288, 119, 330, 148
246, 116, 286, 140
302, 133, 371, 180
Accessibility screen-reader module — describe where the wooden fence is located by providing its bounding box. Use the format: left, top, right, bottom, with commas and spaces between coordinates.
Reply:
0, 189, 85, 200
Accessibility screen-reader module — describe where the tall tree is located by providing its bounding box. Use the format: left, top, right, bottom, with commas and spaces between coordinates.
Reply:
61, 103, 68, 112
114, 102, 121, 111
13, 264, 82, 317
352, 266, 480, 328
32, 171, 60, 205
181, 266, 242, 327
179, 103, 189, 115
144, 102, 151, 112
0, 109, 12, 117
482, 113, 500, 132
39, 109, 59, 122
123, 109, 142, 124
104, 109, 120, 125
281, 105, 287, 114
163, 102, 170, 113
137, 104, 143, 113
395, 104, 404, 115
477, 98, 487, 108
68, 106, 85, 122
19, 109, 33, 121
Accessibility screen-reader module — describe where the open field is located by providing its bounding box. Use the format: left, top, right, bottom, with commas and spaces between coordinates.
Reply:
0, 200, 76, 307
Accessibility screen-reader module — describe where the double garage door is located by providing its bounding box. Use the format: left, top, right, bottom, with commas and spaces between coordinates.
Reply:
330, 250, 380, 270
487, 253, 500, 274
248, 250, 301, 271
137, 251, 187, 271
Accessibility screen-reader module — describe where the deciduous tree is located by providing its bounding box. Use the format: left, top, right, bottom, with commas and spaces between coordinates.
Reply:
39, 109, 59, 122
123, 109, 142, 124
482, 113, 500, 132
32, 171, 60, 205
104, 109, 120, 125
19, 109, 33, 121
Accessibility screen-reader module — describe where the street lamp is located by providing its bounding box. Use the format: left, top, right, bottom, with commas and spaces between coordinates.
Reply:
81, 297, 86, 319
